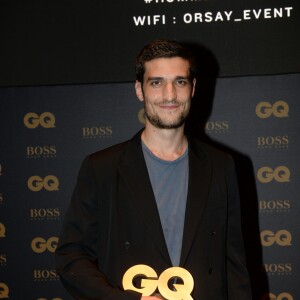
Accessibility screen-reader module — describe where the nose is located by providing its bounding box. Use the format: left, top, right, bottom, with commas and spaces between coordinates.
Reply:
163, 82, 176, 101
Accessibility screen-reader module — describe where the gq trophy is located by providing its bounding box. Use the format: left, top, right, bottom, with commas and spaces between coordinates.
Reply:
122, 264, 194, 300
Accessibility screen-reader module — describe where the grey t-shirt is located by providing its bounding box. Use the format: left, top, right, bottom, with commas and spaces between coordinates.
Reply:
142, 141, 189, 266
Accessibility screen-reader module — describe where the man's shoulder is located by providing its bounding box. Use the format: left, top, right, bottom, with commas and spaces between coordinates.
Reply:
191, 139, 235, 175
190, 137, 234, 166
87, 131, 141, 165
87, 141, 129, 168
90, 140, 128, 160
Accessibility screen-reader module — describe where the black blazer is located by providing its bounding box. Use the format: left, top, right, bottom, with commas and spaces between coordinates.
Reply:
55, 131, 252, 300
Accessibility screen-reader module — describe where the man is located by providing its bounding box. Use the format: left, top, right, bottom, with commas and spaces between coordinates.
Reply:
55, 40, 252, 300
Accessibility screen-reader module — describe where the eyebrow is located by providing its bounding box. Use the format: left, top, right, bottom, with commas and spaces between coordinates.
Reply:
146, 76, 189, 82
147, 77, 163, 82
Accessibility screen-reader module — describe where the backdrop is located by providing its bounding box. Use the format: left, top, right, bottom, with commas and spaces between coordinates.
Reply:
0, 1, 299, 300
1, 74, 299, 299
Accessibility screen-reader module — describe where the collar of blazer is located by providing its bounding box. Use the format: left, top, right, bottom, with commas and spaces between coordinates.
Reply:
118, 130, 212, 266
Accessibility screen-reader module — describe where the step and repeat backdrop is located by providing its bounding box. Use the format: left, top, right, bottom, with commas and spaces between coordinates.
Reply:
1, 1, 299, 300
1, 74, 299, 299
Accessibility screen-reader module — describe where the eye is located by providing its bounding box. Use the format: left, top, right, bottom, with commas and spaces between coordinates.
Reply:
176, 79, 188, 86
150, 80, 162, 87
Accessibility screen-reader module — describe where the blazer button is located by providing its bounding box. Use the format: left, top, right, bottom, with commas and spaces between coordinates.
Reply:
211, 231, 216, 236
124, 241, 130, 249
208, 268, 213, 274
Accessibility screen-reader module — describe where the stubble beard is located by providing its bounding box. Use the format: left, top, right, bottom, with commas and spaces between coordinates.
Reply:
144, 100, 189, 129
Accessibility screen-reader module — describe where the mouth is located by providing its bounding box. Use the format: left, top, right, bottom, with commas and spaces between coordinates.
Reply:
158, 101, 181, 110
159, 104, 179, 110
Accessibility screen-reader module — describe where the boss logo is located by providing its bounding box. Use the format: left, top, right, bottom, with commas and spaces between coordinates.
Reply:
31, 237, 59, 253
123, 265, 194, 300
82, 127, 112, 138
259, 200, 291, 211
30, 208, 60, 219
0, 283, 9, 298
138, 108, 146, 124
257, 166, 290, 183
24, 112, 56, 129
257, 136, 289, 148
256, 101, 289, 119
0, 223, 6, 238
26, 146, 57, 157
260, 230, 292, 246
0, 254, 7, 265
33, 269, 59, 281
262, 263, 292, 274
205, 121, 229, 132
27, 175, 59, 192
261, 293, 293, 300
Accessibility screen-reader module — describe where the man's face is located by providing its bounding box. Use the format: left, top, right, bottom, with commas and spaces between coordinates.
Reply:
135, 57, 196, 129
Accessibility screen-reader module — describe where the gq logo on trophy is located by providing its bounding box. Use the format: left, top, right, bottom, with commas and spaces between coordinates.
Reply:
122, 264, 194, 300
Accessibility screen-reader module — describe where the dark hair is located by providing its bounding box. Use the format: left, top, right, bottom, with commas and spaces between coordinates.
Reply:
135, 39, 197, 83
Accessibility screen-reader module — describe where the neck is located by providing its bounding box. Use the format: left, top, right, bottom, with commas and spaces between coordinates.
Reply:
141, 122, 187, 161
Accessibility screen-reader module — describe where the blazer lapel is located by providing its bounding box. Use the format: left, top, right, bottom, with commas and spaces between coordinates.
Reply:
118, 132, 172, 265
180, 139, 212, 266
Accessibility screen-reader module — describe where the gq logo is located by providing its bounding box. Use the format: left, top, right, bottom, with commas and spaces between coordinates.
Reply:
257, 166, 290, 183
28, 175, 59, 191
24, 112, 56, 129
261, 293, 293, 300
123, 265, 194, 300
260, 230, 292, 247
0, 283, 9, 299
256, 101, 289, 118
0, 223, 6, 238
31, 237, 59, 253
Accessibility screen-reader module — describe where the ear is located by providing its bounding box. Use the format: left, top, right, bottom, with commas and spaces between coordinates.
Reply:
191, 78, 196, 97
135, 81, 144, 102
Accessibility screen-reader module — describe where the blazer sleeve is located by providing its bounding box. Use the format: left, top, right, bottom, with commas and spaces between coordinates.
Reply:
226, 158, 252, 300
55, 156, 140, 300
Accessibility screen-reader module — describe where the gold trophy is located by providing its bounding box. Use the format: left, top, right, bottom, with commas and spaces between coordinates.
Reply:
123, 264, 194, 300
